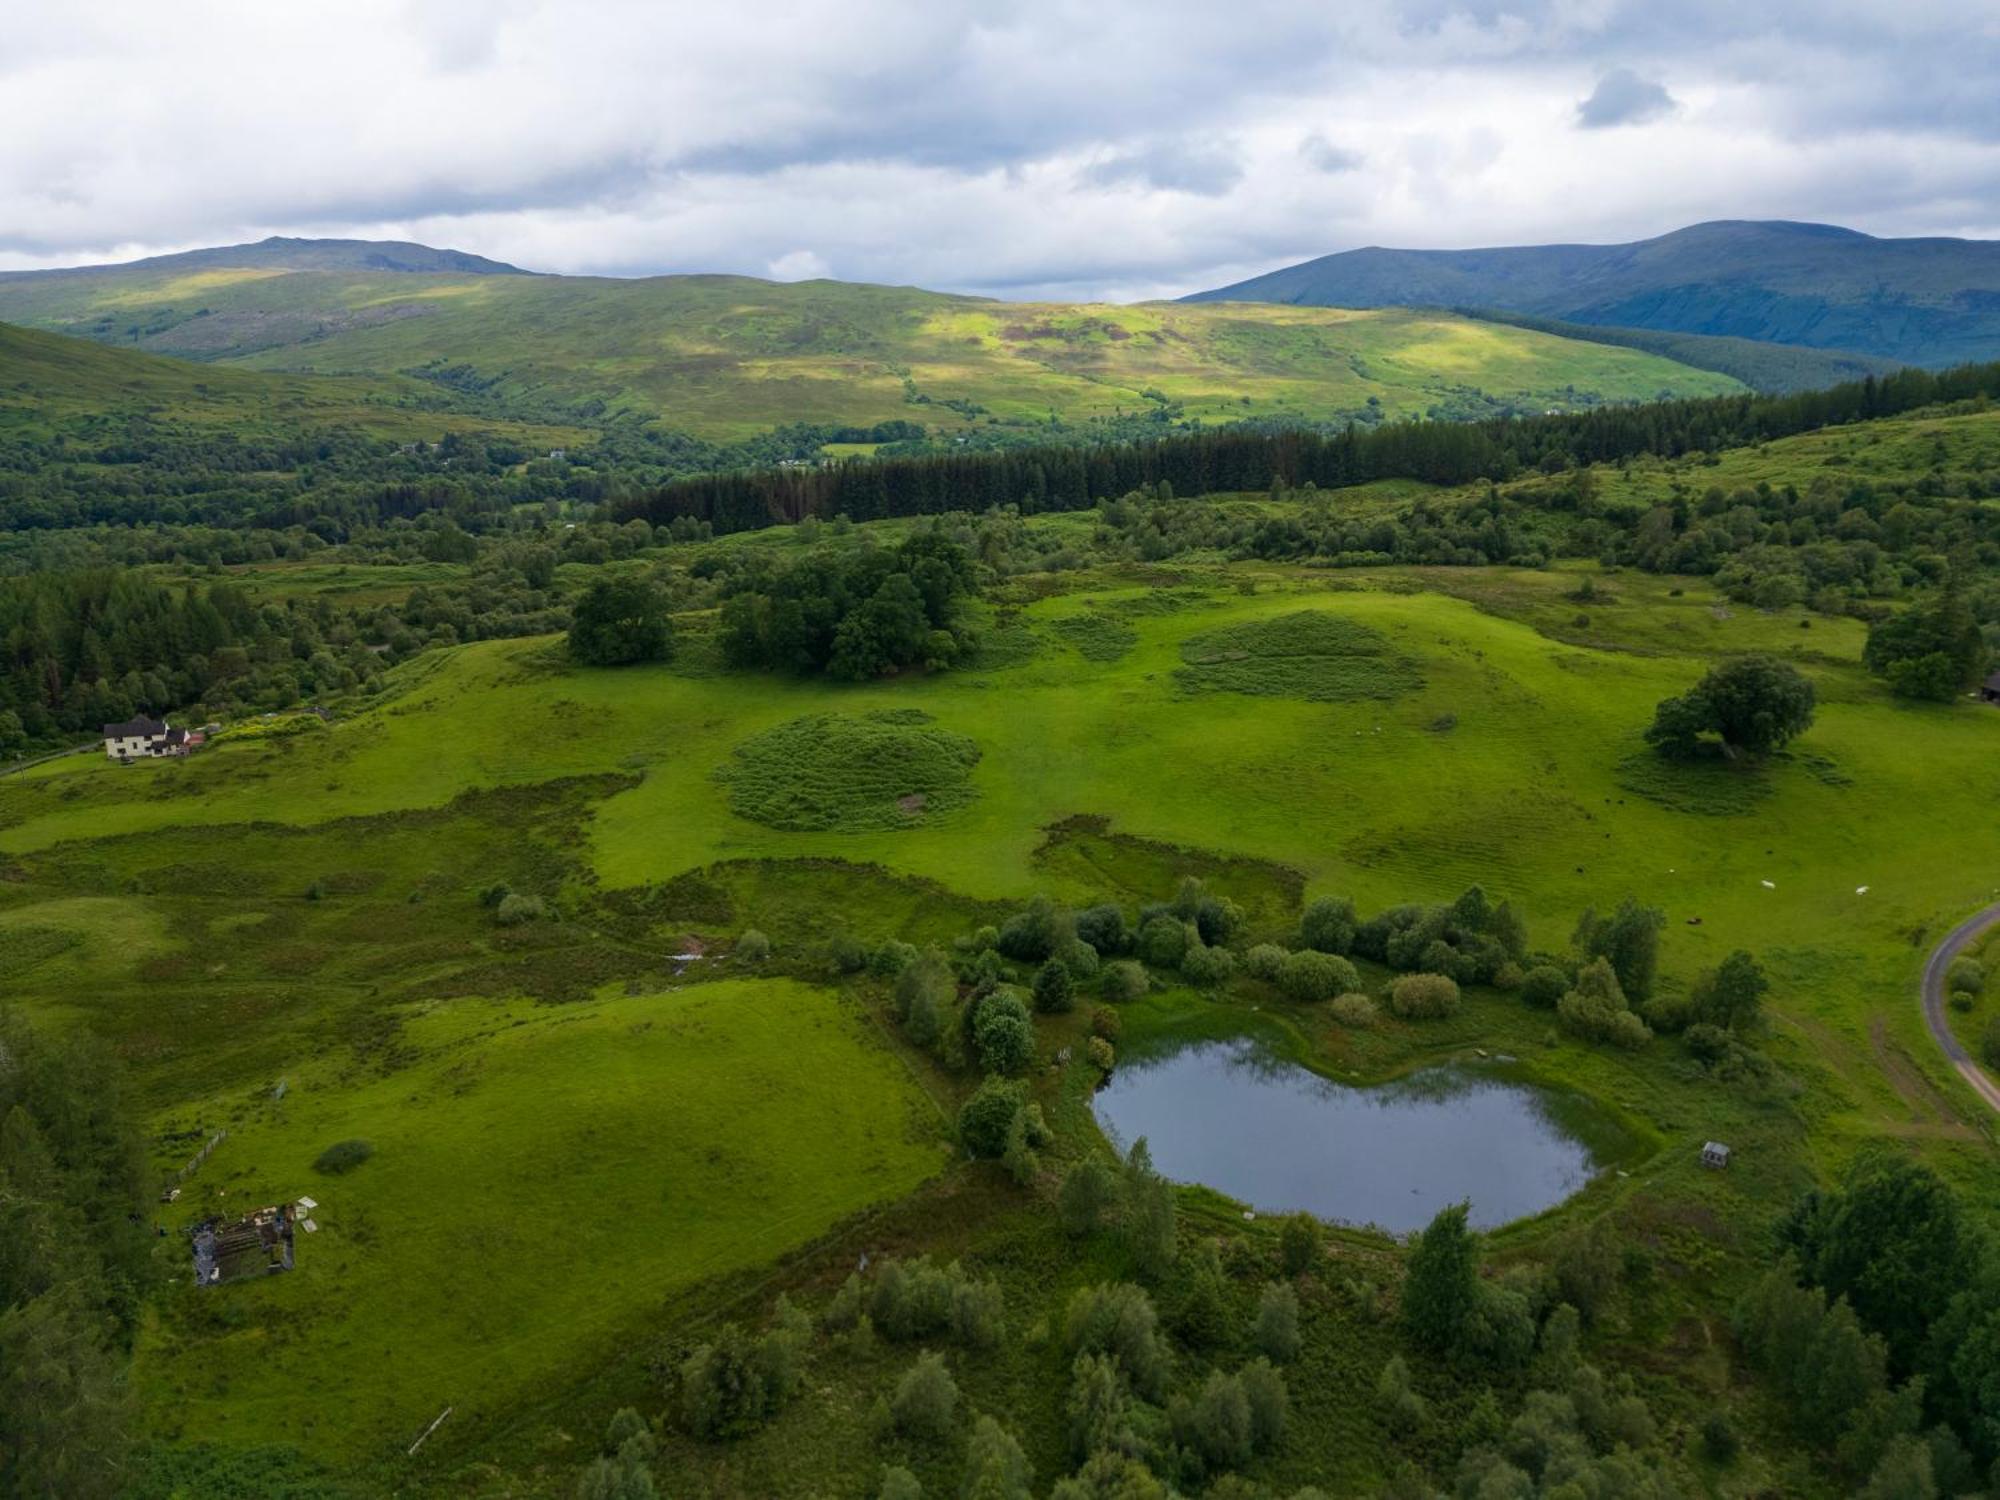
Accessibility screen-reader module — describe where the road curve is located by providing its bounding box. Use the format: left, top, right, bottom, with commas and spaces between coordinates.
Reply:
1921, 904, 2000, 1115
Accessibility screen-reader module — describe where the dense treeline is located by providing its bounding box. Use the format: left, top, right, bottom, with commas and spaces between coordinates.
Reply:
0, 1011, 148, 1498
716, 533, 980, 678
0, 571, 403, 746
616, 360, 2000, 534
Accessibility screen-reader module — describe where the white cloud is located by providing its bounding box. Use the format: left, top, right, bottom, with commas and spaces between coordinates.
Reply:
0, 1, 1994, 297
767, 249, 832, 281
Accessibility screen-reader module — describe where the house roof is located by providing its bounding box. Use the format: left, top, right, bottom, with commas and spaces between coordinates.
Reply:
103, 715, 168, 738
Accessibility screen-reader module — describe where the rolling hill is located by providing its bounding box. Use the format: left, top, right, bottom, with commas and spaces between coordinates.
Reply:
1187, 219, 2000, 369
0, 239, 1743, 442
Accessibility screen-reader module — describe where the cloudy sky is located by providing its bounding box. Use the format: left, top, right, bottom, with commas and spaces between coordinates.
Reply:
3, 1, 1996, 299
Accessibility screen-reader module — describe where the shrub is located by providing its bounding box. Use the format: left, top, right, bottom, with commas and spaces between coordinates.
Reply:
737, 929, 772, 962
1033, 959, 1076, 1014
1520, 963, 1569, 1009
1074, 904, 1128, 956
960, 1416, 1032, 1500
1244, 943, 1288, 981
1136, 915, 1188, 969
1089, 1006, 1122, 1041
681, 1321, 800, 1440
1254, 1282, 1300, 1362
1376, 1354, 1427, 1433
1055, 937, 1101, 979
1278, 1213, 1322, 1277
1173, 1242, 1232, 1349
1239, 1357, 1289, 1450
959, 1079, 1029, 1157
1103, 961, 1149, 1002
1277, 950, 1356, 1003
830, 934, 869, 973
877, 1466, 923, 1500
997, 895, 1070, 963
1684, 1022, 1730, 1062
889, 1351, 958, 1441
1065, 1283, 1171, 1401
1180, 941, 1237, 987
1188, 1371, 1253, 1469
312, 1139, 373, 1175
1950, 992, 1975, 1013
1299, 895, 1358, 954
1389, 972, 1460, 1019
1701, 1412, 1739, 1464
495, 893, 547, 926
1329, 992, 1378, 1028
1059, 1158, 1117, 1237
972, 990, 1034, 1075
1556, 957, 1652, 1048
1948, 957, 1986, 996
1086, 1037, 1115, 1074
871, 941, 918, 977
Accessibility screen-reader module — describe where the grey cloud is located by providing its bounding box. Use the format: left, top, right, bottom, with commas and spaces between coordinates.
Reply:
1576, 68, 1676, 129
1300, 135, 1364, 173
1086, 140, 1243, 196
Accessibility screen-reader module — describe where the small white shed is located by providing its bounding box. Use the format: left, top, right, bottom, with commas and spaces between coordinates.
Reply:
1701, 1141, 1731, 1169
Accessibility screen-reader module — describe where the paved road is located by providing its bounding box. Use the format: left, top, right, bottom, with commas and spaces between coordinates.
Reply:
1920, 904, 2000, 1115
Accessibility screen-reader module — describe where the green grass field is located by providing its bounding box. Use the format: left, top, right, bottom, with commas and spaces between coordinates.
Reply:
0, 265, 1743, 440
6, 474, 1999, 1491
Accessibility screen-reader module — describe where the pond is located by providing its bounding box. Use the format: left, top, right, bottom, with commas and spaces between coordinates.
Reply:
1093, 1034, 1622, 1233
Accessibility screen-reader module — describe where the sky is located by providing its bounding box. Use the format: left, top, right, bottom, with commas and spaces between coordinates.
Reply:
3, 1, 1997, 300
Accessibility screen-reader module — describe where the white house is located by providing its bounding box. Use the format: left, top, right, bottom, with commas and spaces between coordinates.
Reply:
102, 716, 199, 760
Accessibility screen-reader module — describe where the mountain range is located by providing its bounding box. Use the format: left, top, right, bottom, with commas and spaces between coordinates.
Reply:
1187, 220, 2000, 368
0, 239, 1746, 441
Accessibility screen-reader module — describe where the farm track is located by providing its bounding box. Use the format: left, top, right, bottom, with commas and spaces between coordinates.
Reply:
1920, 903, 2000, 1115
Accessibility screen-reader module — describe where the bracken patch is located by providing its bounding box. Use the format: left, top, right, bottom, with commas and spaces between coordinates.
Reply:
1051, 612, 1139, 663
1174, 611, 1422, 702
716, 711, 982, 832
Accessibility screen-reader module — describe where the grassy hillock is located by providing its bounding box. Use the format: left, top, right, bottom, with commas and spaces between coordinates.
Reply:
0, 253, 1743, 440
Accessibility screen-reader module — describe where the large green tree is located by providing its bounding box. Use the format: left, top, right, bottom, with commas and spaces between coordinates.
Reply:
1646, 654, 1816, 759
568, 578, 674, 666
1864, 590, 1987, 701
1402, 1202, 1480, 1352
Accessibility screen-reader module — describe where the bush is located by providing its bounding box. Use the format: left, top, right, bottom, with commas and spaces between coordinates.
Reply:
877, 1466, 922, 1500
1059, 1158, 1117, 1237
1033, 959, 1076, 1014
1089, 1006, 1122, 1042
1389, 972, 1460, 1019
1065, 1282, 1171, 1401
1277, 950, 1357, 1003
997, 895, 1070, 963
1244, 943, 1288, 981
312, 1139, 373, 1175
1684, 1022, 1730, 1062
1074, 904, 1128, 956
1254, 1282, 1300, 1362
1520, 964, 1569, 1009
959, 1079, 1029, 1157
1239, 1357, 1289, 1450
1556, 957, 1652, 1048
495, 893, 547, 926
1299, 895, 1358, 954
1136, 915, 1188, 968
570, 577, 673, 666
1948, 957, 1986, 996
1188, 1371, 1253, 1469
972, 989, 1034, 1075
871, 941, 919, 977
737, 928, 772, 962
1278, 1212, 1322, 1277
889, 1351, 958, 1441
1055, 937, 1100, 979
1103, 961, 1149, 1002
1180, 941, 1236, 987
1086, 1036, 1115, 1074
1375, 1354, 1427, 1433
1329, 992, 1378, 1028
681, 1321, 800, 1440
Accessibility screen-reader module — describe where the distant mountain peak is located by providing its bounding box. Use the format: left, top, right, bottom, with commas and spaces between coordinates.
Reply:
1, 236, 532, 280
1184, 221, 2000, 367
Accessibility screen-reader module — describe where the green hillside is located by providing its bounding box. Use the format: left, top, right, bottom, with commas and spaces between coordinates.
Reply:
0, 242, 1743, 441
0, 320, 586, 448
1189, 219, 2000, 368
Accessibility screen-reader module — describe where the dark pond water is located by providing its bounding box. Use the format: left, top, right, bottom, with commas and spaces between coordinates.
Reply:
1093, 1035, 1612, 1233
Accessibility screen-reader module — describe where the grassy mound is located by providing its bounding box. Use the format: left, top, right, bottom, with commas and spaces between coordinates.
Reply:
1175, 610, 1422, 702
719, 711, 982, 832
1051, 612, 1139, 663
